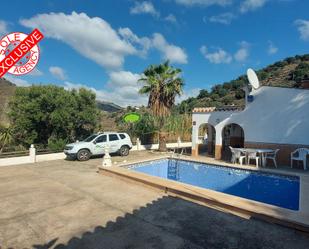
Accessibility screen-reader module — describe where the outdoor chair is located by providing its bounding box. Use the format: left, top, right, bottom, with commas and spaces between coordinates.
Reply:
265, 149, 280, 168
242, 151, 259, 167
229, 146, 246, 164
291, 148, 309, 170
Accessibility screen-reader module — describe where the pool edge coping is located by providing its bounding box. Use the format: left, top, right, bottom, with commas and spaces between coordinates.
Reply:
98, 155, 309, 233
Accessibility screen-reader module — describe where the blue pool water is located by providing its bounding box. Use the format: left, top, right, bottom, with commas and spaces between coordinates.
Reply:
129, 159, 300, 210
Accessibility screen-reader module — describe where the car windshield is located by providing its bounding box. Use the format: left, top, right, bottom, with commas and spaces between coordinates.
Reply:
83, 134, 98, 142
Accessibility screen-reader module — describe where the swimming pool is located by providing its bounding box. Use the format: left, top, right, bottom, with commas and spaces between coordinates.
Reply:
128, 159, 300, 210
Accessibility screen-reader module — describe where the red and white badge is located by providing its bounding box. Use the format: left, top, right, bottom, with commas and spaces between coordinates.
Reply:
0, 29, 44, 77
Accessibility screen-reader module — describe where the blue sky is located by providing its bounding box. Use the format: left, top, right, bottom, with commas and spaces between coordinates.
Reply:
1, 0, 308, 106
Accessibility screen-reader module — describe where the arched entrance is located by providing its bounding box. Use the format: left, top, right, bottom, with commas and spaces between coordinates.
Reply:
222, 123, 244, 161
198, 123, 216, 157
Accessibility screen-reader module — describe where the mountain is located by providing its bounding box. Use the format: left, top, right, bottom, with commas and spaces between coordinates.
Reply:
96, 100, 123, 112
176, 54, 309, 113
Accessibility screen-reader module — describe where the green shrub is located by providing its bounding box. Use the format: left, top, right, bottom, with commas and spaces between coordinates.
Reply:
8, 85, 99, 147
293, 62, 309, 82
48, 137, 67, 151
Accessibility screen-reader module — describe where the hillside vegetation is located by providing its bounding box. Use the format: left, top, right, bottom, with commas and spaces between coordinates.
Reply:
175, 54, 309, 113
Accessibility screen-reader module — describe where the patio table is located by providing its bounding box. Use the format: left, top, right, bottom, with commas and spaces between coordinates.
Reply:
236, 148, 275, 167
168, 146, 191, 155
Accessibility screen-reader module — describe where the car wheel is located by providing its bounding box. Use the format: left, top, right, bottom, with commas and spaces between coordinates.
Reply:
119, 145, 130, 156
77, 149, 91, 161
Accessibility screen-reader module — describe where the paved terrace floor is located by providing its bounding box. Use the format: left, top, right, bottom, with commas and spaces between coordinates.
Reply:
0, 151, 309, 249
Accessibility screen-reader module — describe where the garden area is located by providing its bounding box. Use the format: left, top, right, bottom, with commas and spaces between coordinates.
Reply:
0, 61, 192, 157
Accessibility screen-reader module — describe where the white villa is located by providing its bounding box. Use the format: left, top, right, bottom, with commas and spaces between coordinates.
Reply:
191, 86, 309, 166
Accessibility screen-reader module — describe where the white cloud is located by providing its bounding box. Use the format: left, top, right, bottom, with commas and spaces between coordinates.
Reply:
107, 70, 141, 87
130, 1, 160, 17
5, 75, 30, 87
20, 12, 187, 70
240, 0, 267, 13
20, 12, 136, 70
176, 88, 201, 103
200, 45, 232, 64
175, 0, 232, 7
49, 66, 67, 80
165, 14, 177, 24
267, 41, 278, 55
295, 19, 309, 41
118, 27, 151, 57
64, 74, 197, 107
209, 12, 236, 25
200, 42, 249, 64
152, 33, 188, 64
234, 41, 250, 62
118, 29, 187, 63
28, 68, 43, 76
63, 70, 148, 107
0, 20, 9, 37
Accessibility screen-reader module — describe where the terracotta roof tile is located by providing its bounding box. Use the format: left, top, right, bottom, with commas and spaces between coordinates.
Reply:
192, 106, 244, 113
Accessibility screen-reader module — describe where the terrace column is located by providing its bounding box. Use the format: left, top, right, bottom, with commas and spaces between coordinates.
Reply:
214, 127, 222, 160
191, 121, 198, 157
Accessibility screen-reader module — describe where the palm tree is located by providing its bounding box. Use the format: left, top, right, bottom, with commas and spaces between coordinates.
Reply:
0, 125, 13, 153
139, 61, 184, 151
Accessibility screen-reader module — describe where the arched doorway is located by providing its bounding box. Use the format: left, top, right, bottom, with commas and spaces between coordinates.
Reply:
198, 123, 216, 157
222, 123, 244, 161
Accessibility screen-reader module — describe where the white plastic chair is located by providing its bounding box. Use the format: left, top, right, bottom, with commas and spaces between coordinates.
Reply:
229, 146, 237, 163
229, 146, 246, 164
243, 151, 259, 167
265, 149, 280, 168
291, 148, 309, 170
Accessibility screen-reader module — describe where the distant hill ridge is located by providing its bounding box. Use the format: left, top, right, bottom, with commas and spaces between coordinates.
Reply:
96, 100, 122, 112
176, 54, 309, 113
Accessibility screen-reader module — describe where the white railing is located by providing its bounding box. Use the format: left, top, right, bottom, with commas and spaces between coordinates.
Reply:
0, 139, 192, 167
0, 144, 66, 167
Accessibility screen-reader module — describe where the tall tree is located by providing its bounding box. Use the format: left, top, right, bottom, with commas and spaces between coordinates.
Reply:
139, 61, 184, 151
8, 85, 99, 148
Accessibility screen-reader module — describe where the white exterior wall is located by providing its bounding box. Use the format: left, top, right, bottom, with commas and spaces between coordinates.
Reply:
0, 142, 192, 167
192, 86, 309, 148
36, 152, 66, 162
0, 156, 31, 167
192, 111, 237, 148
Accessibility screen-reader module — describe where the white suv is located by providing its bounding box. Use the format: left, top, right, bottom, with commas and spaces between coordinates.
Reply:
64, 132, 133, 161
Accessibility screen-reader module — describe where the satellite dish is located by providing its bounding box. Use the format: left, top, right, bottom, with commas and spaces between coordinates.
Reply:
247, 68, 260, 90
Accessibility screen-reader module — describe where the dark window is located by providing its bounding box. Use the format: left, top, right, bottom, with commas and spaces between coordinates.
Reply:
119, 134, 126, 139
95, 135, 106, 143
84, 134, 98, 142
109, 134, 119, 141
